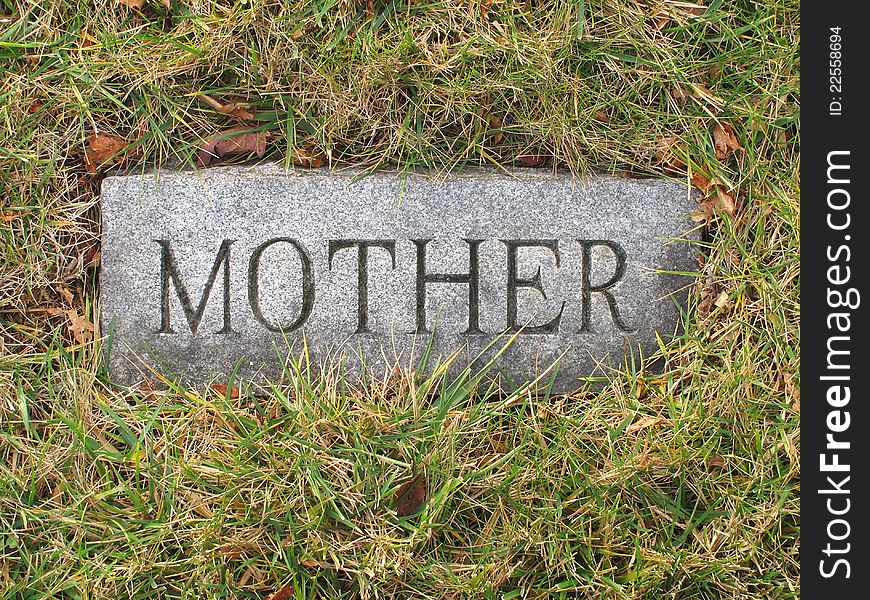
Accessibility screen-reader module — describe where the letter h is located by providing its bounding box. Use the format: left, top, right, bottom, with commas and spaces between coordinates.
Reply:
412, 239, 483, 334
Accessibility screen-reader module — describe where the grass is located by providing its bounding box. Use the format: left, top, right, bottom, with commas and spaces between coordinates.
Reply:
0, 0, 799, 598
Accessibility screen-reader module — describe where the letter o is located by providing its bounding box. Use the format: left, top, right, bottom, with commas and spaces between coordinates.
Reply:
827, 518, 851, 541
248, 238, 314, 332
827, 188, 851, 210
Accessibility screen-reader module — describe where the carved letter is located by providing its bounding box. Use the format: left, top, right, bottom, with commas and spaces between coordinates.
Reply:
248, 238, 314, 332
577, 240, 635, 333
502, 240, 565, 333
328, 240, 397, 333
412, 239, 483, 334
156, 239, 234, 335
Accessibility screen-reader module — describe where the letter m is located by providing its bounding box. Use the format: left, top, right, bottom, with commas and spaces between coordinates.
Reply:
826, 335, 850, 371
156, 239, 235, 334
827, 151, 851, 184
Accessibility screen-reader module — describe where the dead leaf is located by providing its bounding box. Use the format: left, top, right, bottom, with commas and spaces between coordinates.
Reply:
685, 4, 707, 17
690, 171, 712, 194
196, 127, 270, 166
593, 110, 611, 123
635, 454, 667, 469
210, 384, 240, 399
697, 281, 718, 317
707, 454, 726, 469
196, 94, 256, 121
695, 187, 736, 222
265, 586, 294, 600
489, 115, 504, 143
290, 147, 326, 168
713, 290, 730, 309
300, 558, 321, 568
654, 136, 686, 172
653, 14, 671, 31
783, 372, 800, 412
58, 285, 75, 305
672, 85, 692, 100
67, 309, 93, 344
83, 243, 101, 269
516, 153, 548, 167
161, 0, 172, 9
490, 431, 508, 453
118, 0, 145, 8
626, 415, 666, 434
689, 83, 725, 109
395, 474, 427, 516
219, 543, 247, 559
712, 122, 743, 161
84, 133, 130, 173
712, 187, 736, 215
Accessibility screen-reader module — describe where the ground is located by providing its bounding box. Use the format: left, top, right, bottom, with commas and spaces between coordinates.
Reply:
0, 1, 799, 598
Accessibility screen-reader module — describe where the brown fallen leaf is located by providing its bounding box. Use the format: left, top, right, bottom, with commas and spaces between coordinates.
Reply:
490, 431, 508, 453
690, 171, 713, 194
712, 186, 736, 215
654, 136, 687, 173
688, 83, 725, 109
626, 415, 666, 434
118, 0, 145, 8
300, 558, 321, 568
713, 290, 731, 310
67, 309, 94, 344
707, 454, 726, 469
653, 14, 671, 31
210, 384, 240, 399
58, 285, 75, 305
694, 186, 736, 222
218, 543, 247, 559
712, 122, 743, 161
783, 372, 799, 412
593, 110, 611, 123
489, 115, 504, 144
265, 586, 294, 600
196, 126, 270, 166
84, 133, 130, 173
196, 93, 256, 121
290, 147, 326, 168
395, 474, 427, 516
697, 281, 718, 318
516, 153, 548, 167
83, 243, 101, 269
672, 85, 692, 100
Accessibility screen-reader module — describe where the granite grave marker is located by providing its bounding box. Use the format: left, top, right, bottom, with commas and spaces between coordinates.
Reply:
100, 166, 698, 391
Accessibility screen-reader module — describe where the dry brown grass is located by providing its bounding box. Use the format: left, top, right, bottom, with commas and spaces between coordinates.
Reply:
1, 0, 799, 597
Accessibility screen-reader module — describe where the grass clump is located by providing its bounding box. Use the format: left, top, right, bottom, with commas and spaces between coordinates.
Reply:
1, 0, 799, 597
